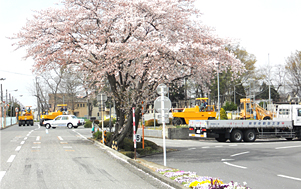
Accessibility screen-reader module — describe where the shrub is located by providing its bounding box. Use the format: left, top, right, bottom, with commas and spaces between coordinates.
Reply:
99, 118, 116, 127
93, 130, 102, 140
145, 119, 159, 126
84, 120, 92, 128
222, 101, 237, 111
220, 108, 228, 120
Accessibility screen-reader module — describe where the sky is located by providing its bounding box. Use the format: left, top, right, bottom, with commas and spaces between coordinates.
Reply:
0, 0, 300, 109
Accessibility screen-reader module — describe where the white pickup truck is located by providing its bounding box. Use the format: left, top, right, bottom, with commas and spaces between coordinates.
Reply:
43, 115, 85, 129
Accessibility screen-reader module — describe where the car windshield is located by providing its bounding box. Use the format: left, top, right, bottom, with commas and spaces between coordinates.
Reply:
71, 116, 77, 119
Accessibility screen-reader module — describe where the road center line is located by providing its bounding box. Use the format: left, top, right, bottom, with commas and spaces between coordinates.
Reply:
223, 162, 247, 169
15, 146, 21, 151
275, 145, 301, 150
24, 137, 27, 140
58, 136, 63, 141
0, 171, 6, 182
231, 151, 250, 157
20, 141, 25, 145
7, 155, 16, 163
278, 174, 301, 181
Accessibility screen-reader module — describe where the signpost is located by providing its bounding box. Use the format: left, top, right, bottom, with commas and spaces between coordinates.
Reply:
154, 84, 171, 166
97, 93, 107, 144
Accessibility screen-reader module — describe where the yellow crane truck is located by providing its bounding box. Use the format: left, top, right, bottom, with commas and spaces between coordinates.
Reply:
18, 106, 34, 126
40, 104, 68, 126
172, 98, 216, 125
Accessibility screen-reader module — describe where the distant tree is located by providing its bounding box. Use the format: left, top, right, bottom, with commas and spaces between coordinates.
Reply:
256, 82, 280, 102
285, 50, 301, 96
209, 45, 256, 106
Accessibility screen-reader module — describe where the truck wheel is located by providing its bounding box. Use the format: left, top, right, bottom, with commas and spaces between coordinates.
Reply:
230, 129, 243, 142
173, 118, 183, 126
67, 123, 73, 129
45, 124, 51, 129
215, 134, 227, 142
19, 122, 21, 126
40, 119, 44, 126
243, 129, 256, 142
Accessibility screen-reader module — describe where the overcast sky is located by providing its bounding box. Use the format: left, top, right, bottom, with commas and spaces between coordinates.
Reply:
1, 0, 300, 109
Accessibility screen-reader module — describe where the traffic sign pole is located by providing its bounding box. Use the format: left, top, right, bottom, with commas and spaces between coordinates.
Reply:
133, 107, 136, 160
161, 88, 166, 166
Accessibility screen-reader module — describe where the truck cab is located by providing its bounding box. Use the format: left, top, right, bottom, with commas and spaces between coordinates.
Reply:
274, 105, 301, 126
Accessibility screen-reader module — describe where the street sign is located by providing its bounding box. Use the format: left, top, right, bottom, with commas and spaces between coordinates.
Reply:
154, 96, 171, 113
97, 93, 107, 102
136, 134, 141, 142
156, 83, 168, 95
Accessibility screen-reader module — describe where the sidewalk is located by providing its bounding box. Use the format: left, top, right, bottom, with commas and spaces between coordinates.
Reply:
89, 138, 186, 189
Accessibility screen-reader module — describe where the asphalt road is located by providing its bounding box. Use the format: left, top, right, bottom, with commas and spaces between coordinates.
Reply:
0, 124, 173, 189
142, 137, 301, 189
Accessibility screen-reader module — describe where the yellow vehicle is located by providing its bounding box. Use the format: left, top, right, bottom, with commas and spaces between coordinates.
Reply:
19, 106, 34, 126
40, 104, 68, 126
172, 98, 216, 125
239, 98, 275, 120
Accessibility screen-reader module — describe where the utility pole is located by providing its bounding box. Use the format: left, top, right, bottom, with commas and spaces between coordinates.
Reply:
268, 54, 271, 104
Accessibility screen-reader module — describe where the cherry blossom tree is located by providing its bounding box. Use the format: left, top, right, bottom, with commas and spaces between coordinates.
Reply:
12, 0, 244, 146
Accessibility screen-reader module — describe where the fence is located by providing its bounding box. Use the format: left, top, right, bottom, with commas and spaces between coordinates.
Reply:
0, 117, 17, 129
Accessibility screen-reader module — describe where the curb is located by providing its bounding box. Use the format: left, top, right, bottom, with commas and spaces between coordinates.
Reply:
89, 138, 186, 189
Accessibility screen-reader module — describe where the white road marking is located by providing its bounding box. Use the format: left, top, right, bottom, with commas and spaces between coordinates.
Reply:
202, 146, 210, 148
0, 171, 6, 182
32, 146, 41, 148
278, 174, 301, 181
33, 142, 41, 144
231, 151, 250, 157
223, 162, 247, 169
72, 130, 88, 140
215, 146, 223, 148
36, 136, 40, 141
24, 137, 27, 140
229, 144, 238, 147
46, 129, 48, 134
188, 148, 196, 150
7, 155, 16, 163
221, 159, 234, 161
275, 145, 301, 150
58, 136, 63, 140
63, 146, 72, 148
20, 141, 25, 145
15, 146, 21, 151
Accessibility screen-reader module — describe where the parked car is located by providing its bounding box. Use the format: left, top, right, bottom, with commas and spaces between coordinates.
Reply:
43, 115, 85, 129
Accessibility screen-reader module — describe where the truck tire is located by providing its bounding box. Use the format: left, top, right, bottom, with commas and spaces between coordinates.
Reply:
40, 119, 44, 126
243, 129, 256, 142
173, 118, 183, 126
230, 129, 243, 142
18, 122, 21, 126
